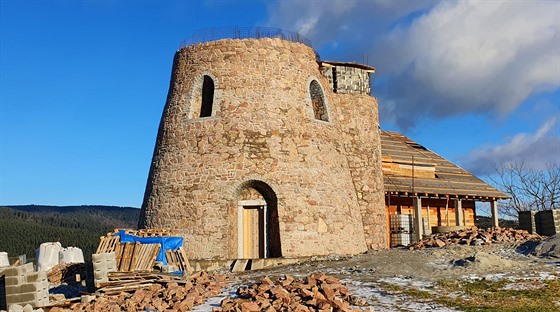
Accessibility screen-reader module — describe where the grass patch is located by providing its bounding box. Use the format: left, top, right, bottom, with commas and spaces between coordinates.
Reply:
378, 279, 560, 312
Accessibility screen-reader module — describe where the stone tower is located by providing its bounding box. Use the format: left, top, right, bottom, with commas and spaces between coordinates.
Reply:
139, 28, 387, 259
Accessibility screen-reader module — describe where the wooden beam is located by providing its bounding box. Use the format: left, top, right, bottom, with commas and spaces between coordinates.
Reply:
491, 200, 499, 228
455, 199, 464, 226
413, 197, 423, 242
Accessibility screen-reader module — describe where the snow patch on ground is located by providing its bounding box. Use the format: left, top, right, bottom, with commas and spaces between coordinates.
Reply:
191, 285, 237, 312
346, 280, 460, 312
463, 271, 558, 281
377, 276, 434, 290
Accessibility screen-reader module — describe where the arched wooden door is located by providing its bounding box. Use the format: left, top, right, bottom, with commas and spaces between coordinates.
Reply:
237, 182, 281, 259
240, 201, 266, 258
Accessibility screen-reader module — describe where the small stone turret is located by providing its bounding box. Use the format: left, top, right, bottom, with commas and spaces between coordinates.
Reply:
319, 61, 375, 95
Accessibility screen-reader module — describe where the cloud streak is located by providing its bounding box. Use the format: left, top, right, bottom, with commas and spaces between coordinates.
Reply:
461, 117, 560, 175
266, 0, 560, 128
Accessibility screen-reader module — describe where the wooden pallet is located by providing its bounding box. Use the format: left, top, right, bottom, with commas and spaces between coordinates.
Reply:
103, 228, 176, 238
136, 228, 176, 237
95, 228, 176, 273
166, 247, 193, 273
131, 244, 161, 271
96, 235, 120, 254
118, 242, 136, 272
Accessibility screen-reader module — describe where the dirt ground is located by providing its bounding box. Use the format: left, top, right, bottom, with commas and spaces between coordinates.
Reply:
196, 238, 560, 311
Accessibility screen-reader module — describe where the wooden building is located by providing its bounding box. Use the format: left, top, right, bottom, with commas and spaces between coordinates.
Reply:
380, 131, 509, 246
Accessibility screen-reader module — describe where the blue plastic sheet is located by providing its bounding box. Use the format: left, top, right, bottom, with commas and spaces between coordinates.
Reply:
113, 230, 183, 266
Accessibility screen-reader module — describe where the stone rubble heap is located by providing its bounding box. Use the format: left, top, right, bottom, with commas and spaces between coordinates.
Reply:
215, 273, 368, 312
408, 227, 541, 250
48, 271, 228, 312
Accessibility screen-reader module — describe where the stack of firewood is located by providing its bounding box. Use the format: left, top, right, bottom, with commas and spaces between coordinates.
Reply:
408, 227, 541, 250
47, 263, 87, 284
216, 273, 367, 312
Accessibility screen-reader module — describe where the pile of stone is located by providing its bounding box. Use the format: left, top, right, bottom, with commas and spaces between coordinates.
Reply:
408, 227, 541, 250
49, 271, 228, 311
215, 273, 367, 312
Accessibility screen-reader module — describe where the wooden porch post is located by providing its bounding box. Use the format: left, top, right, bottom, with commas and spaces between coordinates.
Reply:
491, 200, 499, 228
455, 199, 464, 226
413, 197, 423, 242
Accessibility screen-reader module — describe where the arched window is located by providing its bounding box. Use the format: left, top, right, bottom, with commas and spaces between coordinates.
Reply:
199, 75, 215, 118
309, 80, 328, 122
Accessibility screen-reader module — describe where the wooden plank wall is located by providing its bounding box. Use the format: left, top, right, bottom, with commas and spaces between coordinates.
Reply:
385, 196, 477, 247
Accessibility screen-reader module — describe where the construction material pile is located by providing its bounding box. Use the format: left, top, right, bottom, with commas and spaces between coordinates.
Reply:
216, 273, 367, 312
47, 263, 87, 284
408, 227, 541, 250
96, 228, 191, 273
49, 271, 228, 311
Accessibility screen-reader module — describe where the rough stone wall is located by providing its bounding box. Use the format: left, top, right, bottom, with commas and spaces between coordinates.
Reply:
337, 94, 387, 249
320, 66, 371, 95
139, 38, 386, 259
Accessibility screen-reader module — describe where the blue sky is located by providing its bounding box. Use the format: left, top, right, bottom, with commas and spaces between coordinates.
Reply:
1, 0, 559, 207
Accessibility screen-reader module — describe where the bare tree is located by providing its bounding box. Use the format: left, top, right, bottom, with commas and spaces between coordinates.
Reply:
490, 161, 560, 218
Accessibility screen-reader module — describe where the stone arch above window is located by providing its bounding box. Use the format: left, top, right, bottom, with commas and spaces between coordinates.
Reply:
309, 79, 329, 122
189, 74, 216, 119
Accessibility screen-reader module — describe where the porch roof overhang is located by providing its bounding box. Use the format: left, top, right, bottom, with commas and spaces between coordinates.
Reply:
381, 130, 509, 202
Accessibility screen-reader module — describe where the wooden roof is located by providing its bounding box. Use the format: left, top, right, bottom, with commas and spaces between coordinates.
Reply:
380, 130, 508, 201
319, 61, 375, 73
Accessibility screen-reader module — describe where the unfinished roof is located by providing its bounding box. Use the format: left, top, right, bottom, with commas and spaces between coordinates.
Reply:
319, 61, 375, 73
381, 130, 508, 201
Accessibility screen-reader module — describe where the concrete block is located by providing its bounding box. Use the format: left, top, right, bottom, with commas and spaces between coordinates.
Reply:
15, 301, 35, 309
2, 267, 24, 277
80, 295, 95, 303
20, 283, 43, 293
18, 292, 42, 303
91, 253, 105, 263
107, 260, 117, 270
22, 304, 34, 312
25, 272, 46, 284
93, 262, 107, 271
4, 276, 23, 286
8, 303, 24, 312
231, 259, 249, 272
22, 264, 33, 274
38, 297, 49, 307
6, 293, 20, 305
39, 288, 49, 299
5, 285, 21, 295
249, 259, 264, 270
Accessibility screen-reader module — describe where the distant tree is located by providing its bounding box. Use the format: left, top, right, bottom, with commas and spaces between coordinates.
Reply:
490, 161, 560, 218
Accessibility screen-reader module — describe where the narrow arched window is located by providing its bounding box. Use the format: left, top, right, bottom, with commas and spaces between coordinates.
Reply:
200, 75, 214, 117
309, 80, 328, 121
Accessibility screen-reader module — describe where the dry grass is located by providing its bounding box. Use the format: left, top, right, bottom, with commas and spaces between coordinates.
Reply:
379, 277, 560, 312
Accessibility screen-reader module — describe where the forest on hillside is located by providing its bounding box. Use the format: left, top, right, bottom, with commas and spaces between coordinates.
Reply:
0, 205, 140, 262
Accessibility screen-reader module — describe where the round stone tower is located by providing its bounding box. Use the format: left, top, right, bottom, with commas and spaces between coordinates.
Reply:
139, 28, 387, 259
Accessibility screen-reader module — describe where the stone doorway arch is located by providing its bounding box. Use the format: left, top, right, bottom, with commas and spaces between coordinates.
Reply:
237, 180, 281, 259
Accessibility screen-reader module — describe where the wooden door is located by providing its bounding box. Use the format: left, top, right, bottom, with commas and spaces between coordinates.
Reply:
242, 206, 264, 258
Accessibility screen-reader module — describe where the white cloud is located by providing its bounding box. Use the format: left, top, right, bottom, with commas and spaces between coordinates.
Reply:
380, 0, 560, 126
266, 0, 435, 51
266, 0, 560, 128
461, 117, 560, 175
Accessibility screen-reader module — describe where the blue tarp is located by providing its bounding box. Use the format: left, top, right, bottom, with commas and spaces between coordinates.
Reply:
113, 230, 183, 266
